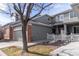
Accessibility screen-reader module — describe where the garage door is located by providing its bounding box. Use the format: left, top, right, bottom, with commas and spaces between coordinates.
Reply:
14, 30, 22, 41
32, 24, 52, 41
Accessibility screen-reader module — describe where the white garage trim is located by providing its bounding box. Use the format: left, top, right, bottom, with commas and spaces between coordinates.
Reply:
14, 26, 22, 31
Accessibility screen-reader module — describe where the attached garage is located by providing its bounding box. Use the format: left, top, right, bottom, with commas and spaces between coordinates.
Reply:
13, 25, 29, 42
32, 24, 52, 42
13, 21, 52, 42
13, 30, 22, 41
13, 26, 22, 41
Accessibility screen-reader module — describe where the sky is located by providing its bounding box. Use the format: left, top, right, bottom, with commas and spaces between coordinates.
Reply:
0, 3, 72, 26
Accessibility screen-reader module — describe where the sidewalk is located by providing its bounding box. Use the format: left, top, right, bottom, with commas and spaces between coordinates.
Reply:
0, 41, 39, 49
0, 41, 39, 56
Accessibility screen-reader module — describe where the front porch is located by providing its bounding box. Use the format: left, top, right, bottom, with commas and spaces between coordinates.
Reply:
47, 34, 79, 45
47, 22, 79, 45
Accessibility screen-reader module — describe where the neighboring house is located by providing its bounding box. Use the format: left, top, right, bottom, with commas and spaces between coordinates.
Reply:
2, 14, 53, 42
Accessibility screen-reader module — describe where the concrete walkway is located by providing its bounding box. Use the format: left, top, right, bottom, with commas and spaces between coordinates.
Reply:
0, 41, 39, 49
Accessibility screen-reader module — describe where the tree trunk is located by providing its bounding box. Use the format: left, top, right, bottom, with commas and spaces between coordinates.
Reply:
22, 23, 28, 52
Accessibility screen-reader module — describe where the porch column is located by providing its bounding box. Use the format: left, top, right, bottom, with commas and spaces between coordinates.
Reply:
64, 24, 67, 35
56, 26, 59, 34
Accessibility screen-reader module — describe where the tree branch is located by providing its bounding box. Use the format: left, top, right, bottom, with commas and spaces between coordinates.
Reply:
30, 3, 52, 19
13, 3, 21, 14
25, 3, 34, 21
30, 8, 43, 19
22, 3, 26, 14
18, 3, 22, 13
7, 4, 13, 16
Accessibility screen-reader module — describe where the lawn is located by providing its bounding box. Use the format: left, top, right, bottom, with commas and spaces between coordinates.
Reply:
28, 45, 53, 56
0, 45, 54, 56
0, 46, 22, 56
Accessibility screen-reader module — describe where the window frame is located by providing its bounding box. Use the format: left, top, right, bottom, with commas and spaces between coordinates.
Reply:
59, 14, 64, 21
64, 12, 70, 20
70, 11, 78, 18
73, 26, 79, 34
55, 16, 59, 22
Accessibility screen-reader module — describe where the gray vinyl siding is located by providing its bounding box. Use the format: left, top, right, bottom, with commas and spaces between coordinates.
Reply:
33, 15, 51, 24
32, 24, 52, 41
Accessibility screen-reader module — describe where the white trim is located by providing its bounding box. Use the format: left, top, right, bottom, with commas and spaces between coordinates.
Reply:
59, 14, 64, 21
13, 26, 22, 31
69, 12, 70, 20
64, 24, 67, 35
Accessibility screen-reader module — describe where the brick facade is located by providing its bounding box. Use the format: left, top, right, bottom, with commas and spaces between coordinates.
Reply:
27, 24, 32, 42
2, 22, 32, 42
3, 26, 13, 40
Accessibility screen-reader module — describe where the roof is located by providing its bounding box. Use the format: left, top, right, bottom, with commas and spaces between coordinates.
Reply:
2, 9, 74, 27
32, 14, 52, 21
71, 3, 79, 7
52, 9, 72, 17
2, 14, 52, 27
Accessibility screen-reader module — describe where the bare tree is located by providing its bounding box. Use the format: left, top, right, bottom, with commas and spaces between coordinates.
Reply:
0, 3, 54, 52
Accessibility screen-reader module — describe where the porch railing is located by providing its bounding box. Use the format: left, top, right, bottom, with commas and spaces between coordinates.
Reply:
47, 33, 79, 43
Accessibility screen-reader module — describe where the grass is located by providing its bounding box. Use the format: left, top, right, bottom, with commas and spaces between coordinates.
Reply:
0, 46, 22, 56
0, 45, 53, 56
28, 45, 53, 56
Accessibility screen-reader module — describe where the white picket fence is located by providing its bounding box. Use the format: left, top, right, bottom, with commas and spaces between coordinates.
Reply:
47, 33, 79, 43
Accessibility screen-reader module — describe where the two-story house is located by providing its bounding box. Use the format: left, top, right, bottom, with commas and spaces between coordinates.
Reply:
50, 9, 79, 42
2, 7, 79, 43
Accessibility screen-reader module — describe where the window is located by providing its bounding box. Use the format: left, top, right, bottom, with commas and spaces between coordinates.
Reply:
70, 12, 73, 18
70, 11, 78, 18
59, 14, 64, 21
73, 26, 79, 34
55, 16, 59, 22
74, 12, 78, 17
64, 13, 69, 19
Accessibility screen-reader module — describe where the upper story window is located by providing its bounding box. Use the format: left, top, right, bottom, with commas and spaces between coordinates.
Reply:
70, 11, 74, 18
55, 16, 59, 22
70, 11, 78, 18
59, 14, 64, 21
74, 12, 78, 17
64, 12, 69, 19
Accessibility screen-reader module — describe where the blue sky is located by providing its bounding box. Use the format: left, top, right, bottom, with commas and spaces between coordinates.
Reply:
0, 3, 71, 26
